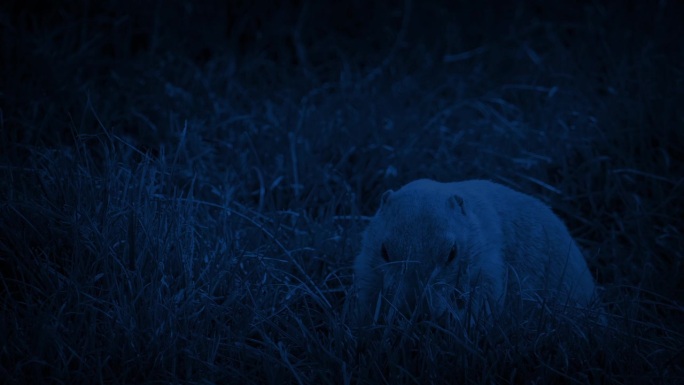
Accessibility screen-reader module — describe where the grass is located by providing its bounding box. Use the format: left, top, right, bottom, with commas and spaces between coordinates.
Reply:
1, 0, 683, 384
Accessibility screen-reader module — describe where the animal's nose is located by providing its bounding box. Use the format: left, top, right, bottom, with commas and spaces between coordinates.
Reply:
395, 286, 436, 318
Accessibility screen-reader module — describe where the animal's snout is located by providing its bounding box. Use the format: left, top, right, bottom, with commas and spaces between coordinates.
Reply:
384, 279, 460, 320
389, 288, 462, 320
383, 271, 425, 317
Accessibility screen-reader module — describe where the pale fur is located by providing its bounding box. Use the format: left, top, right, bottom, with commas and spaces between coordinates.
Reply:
353, 179, 598, 322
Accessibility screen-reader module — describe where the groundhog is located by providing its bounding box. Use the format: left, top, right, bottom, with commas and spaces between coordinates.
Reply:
353, 179, 599, 323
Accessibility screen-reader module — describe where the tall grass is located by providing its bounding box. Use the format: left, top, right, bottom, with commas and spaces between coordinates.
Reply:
1, 0, 683, 383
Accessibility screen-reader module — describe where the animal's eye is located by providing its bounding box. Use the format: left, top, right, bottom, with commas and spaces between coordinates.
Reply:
381, 243, 390, 262
446, 245, 457, 264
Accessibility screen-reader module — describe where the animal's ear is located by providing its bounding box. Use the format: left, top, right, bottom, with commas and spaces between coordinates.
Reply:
380, 189, 394, 208
448, 194, 466, 215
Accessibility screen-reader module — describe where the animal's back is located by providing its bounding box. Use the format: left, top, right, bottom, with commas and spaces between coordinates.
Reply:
443, 180, 597, 305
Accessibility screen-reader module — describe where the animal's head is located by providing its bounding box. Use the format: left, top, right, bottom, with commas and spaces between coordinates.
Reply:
361, 182, 484, 321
